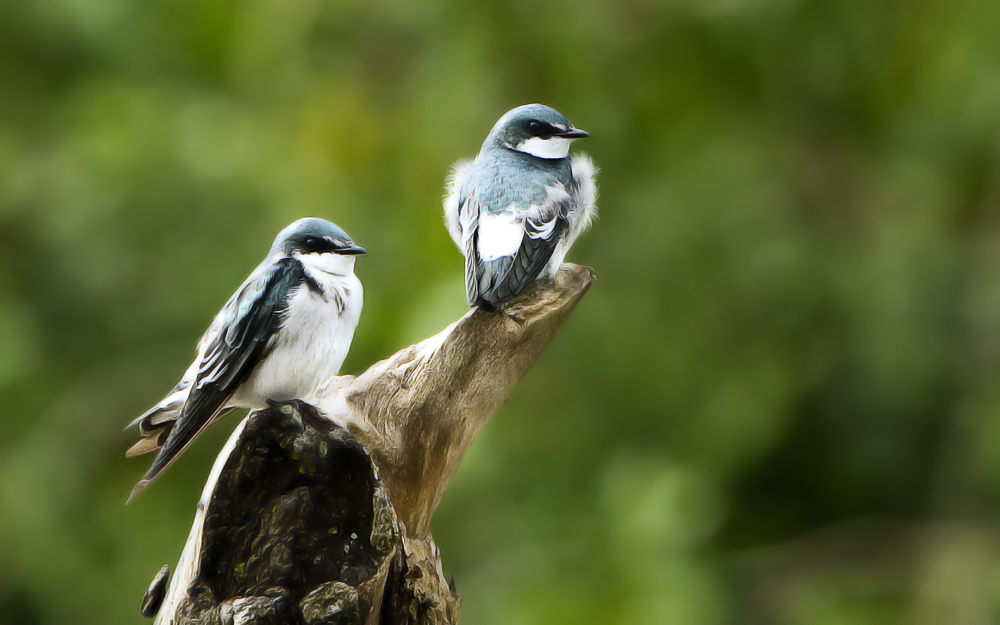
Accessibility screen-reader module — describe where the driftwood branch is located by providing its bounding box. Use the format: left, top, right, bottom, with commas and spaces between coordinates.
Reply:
147, 264, 595, 624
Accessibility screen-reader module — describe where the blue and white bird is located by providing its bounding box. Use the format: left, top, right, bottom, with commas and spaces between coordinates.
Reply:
444, 104, 597, 310
126, 218, 365, 501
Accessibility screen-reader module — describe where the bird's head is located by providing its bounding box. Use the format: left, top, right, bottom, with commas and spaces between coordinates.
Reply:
272, 217, 366, 274
486, 104, 589, 160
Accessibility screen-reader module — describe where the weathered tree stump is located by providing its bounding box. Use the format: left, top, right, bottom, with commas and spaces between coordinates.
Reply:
146, 264, 595, 624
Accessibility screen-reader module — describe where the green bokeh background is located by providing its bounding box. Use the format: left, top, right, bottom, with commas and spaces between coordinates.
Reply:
2, 1, 1000, 623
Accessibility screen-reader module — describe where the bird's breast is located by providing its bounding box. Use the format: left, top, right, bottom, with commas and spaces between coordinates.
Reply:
235, 272, 362, 405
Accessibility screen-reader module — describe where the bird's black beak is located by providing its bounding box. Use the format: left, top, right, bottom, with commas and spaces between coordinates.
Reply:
557, 127, 590, 139
337, 245, 367, 255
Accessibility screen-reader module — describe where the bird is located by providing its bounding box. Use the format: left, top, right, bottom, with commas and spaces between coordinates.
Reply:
125, 217, 366, 502
444, 103, 597, 310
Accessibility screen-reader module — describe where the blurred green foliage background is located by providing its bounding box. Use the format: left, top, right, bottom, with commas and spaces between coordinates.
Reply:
1, 0, 999, 623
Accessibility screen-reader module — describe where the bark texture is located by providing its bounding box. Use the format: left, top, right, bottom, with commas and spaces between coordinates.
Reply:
147, 264, 595, 624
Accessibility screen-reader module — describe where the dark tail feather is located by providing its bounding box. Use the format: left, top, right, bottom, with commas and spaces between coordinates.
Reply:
126, 428, 205, 504
473, 257, 512, 309
126, 406, 237, 503
127, 478, 153, 504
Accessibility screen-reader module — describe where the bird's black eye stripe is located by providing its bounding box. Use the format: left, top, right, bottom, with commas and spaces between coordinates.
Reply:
300, 236, 353, 254
302, 236, 339, 253
527, 120, 553, 137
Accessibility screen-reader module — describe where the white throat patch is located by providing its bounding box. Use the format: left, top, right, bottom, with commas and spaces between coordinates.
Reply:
511, 136, 572, 160
293, 251, 356, 277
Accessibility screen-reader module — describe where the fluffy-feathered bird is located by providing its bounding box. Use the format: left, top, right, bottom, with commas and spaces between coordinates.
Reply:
444, 103, 597, 310
126, 218, 365, 501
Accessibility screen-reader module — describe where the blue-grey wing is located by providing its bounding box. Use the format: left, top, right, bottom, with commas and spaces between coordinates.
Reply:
131, 256, 308, 498
464, 191, 570, 310
457, 190, 483, 307
479, 210, 567, 308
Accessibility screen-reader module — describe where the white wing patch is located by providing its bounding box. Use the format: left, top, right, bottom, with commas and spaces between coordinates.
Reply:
477, 209, 524, 261
526, 216, 558, 240
523, 182, 569, 240
523, 183, 568, 241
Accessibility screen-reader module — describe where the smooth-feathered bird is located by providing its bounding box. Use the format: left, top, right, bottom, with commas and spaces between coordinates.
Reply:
126, 218, 365, 501
444, 103, 597, 310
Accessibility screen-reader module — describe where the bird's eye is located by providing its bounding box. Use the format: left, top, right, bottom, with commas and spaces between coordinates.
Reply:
303, 237, 319, 251
528, 121, 542, 135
